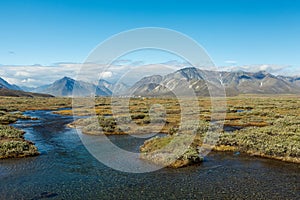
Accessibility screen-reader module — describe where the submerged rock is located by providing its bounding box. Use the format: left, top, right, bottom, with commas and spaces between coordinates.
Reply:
31, 192, 58, 200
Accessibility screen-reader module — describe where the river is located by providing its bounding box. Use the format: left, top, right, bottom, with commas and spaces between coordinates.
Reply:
0, 110, 299, 199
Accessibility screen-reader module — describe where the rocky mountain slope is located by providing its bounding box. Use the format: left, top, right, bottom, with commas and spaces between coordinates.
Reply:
0, 77, 53, 97
129, 67, 300, 96
35, 77, 112, 97
98, 80, 129, 95
0, 77, 21, 91
2, 67, 300, 97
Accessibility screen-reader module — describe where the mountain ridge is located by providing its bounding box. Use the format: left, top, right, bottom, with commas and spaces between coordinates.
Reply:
129, 67, 300, 96
34, 76, 112, 97
2, 67, 300, 97
0, 77, 22, 91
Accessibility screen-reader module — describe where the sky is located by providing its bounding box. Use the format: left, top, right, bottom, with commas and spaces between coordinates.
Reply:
0, 0, 300, 86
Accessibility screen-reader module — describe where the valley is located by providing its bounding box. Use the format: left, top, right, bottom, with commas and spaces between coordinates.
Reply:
1, 95, 299, 168
0, 95, 299, 199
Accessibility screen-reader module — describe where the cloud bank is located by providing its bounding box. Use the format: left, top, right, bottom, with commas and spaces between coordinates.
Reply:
218, 64, 298, 75
0, 61, 299, 88
0, 61, 182, 87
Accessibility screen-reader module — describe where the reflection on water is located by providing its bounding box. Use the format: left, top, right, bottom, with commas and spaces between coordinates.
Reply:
0, 110, 299, 199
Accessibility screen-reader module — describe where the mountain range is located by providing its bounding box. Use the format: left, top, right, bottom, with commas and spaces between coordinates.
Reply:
0, 77, 53, 97
130, 68, 300, 96
24, 77, 129, 97
31, 77, 112, 97
0, 77, 21, 91
1, 67, 300, 97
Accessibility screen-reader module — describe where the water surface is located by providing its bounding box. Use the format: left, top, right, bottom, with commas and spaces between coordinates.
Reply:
0, 110, 299, 199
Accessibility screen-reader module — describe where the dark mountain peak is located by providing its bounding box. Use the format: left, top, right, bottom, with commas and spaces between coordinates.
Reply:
178, 67, 198, 72
177, 67, 200, 74
170, 67, 203, 81
239, 74, 252, 80
61, 76, 75, 82
54, 77, 76, 87
253, 71, 272, 79
35, 76, 111, 97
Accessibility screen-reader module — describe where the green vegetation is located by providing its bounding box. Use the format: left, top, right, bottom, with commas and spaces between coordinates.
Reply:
68, 95, 300, 167
0, 97, 71, 112
0, 125, 39, 159
0, 140, 39, 159
0, 111, 34, 124
140, 134, 202, 168
0, 97, 72, 159
0, 124, 24, 138
1, 95, 299, 166
217, 115, 300, 163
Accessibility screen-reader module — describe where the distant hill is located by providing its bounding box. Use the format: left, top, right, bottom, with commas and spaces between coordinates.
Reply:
3, 67, 300, 97
0, 77, 53, 97
0, 77, 22, 91
277, 75, 300, 87
20, 86, 36, 92
34, 77, 112, 97
0, 88, 53, 97
31, 84, 51, 93
98, 80, 129, 95
129, 67, 300, 96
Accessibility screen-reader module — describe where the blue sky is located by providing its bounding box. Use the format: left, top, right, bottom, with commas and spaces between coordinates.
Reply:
0, 0, 300, 86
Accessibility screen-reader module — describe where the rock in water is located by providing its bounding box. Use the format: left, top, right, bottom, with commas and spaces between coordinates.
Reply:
31, 192, 58, 200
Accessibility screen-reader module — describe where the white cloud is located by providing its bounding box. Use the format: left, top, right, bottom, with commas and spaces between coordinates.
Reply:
0, 62, 174, 87
224, 60, 238, 65
218, 64, 294, 75
100, 71, 113, 78
15, 71, 31, 77
0, 62, 299, 88
0, 64, 82, 87
118, 64, 178, 85
21, 78, 37, 83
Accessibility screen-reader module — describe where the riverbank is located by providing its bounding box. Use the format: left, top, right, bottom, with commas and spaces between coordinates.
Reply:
140, 127, 300, 169
0, 97, 72, 159
140, 113, 300, 167
68, 96, 300, 167
2, 95, 299, 165
1, 108, 299, 199
0, 124, 39, 159
215, 115, 300, 164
